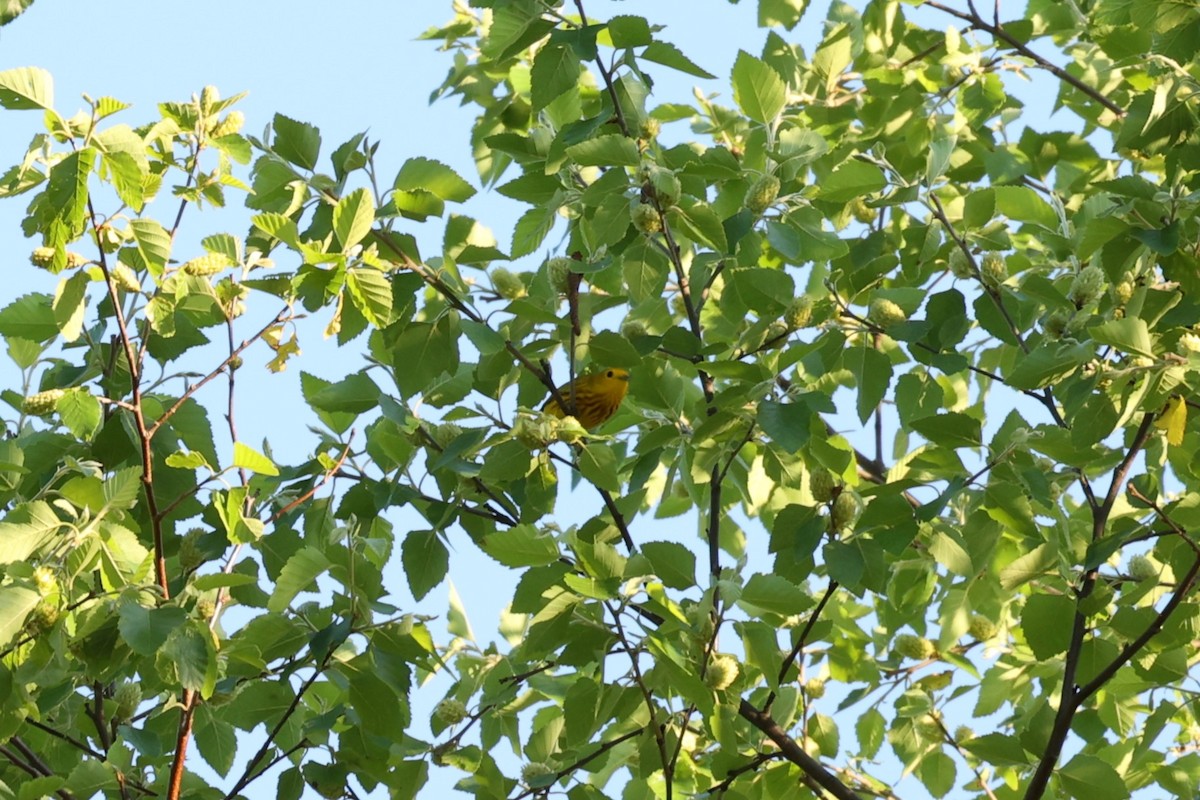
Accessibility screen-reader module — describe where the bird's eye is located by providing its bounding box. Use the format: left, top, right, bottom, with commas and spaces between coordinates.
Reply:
607, 370, 614, 377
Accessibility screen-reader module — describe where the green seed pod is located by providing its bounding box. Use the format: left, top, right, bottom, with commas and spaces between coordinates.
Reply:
432, 422, 463, 449
638, 118, 661, 141
1113, 277, 1135, 305
803, 678, 826, 698
764, 319, 790, 345
491, 267, 527, 300
33, 566, 59, 598
705, 654, 739, 690
1068, 265, 1105, 308
967, 615, 997, 641
24, 389, 65, 416
210, 110, 245, 138
947, 248, 973, 278
745, 174, 781, 214
109, 263, 142, 292
182, 253, 230, 277
513, 413, 557, 450
520, 762, 555, 785
178, 529, 205, 571
631, 203, 662, 234
809, 469, 837, 503
25, 601, 59, 634
112, 682, 143, 723
647, 167, 681, 207
199, 85, 220, 113
555, 416, 588, 445
545, 256, 573, 293
1044, 309, 1070, 339
30, 246, 55, 268
784, 295, 813, 330
1128, 554, 1158, 582
620, 319, 648, 339
433, 698, 468, 725
196, 597, 217, 619
980, 252, 1007, 287
830, 488, 864, 530
893, 633, 936, 660
849, 196, 877, 224
868, 298, 907, 327
954, 725, 975, 743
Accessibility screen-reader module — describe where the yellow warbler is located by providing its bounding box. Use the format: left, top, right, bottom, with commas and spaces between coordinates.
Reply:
542, 368, 630, 430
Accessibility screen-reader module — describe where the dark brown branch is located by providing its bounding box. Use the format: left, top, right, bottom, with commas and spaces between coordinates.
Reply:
512, 726, 645, 800
764, 581, 839, 712
1022, 412, 1157, 800
738, 700, 859, 800
924, 0, 1125, 117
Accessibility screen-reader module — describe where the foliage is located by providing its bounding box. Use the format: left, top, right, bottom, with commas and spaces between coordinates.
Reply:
2, 1, 1200, 799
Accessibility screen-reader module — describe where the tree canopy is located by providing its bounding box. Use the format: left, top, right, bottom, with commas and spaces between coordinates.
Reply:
2, 1, 1200, 799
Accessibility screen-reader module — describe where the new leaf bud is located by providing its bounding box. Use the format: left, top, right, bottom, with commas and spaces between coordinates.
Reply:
745, 174, 781, 214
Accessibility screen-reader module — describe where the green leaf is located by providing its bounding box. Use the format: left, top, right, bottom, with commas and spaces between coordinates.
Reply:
0, 585, 39, 647
759, 0, 810, 29
1088, 317, 1154, 358
739, 573, 808, 616
531, 44, 580, 111
566, 134, 641, 167
0, 66, 52, 109
856, 707, 885, 758
0, 502, 60, 564
349, 667, 406, 738
482, 524, 561, 568
118, 603, 188, 656
46, 147, 94, 232
641, 41, 715, 78
159, 620, 219, 699
993, 185, 1059, 228
731, 51, 786, 123
1059, 754, 1130, 800
816, 159, 886, 203
193, 709, 237, 777
333, 187, 375, 250
960, 733, 1030, 765
268, 547, 332, 612
813, 20, 853, 92
129, 218, 172, 273
917, 751, 957, 798
0, 293, 56, 341
345, 267, 395, 328
909, 412, 981, 449
639, 541, 696, 589
578, 443, 621, 493
394, 157, 475, 203
999, 543, 1054, 590
757, 400, 811, 453
57, 389, 101, 439
52, 271, 88, 342
608, 15, 653, 47
103, 467, 142, 511
192, 573, 257, 591
510, 206, 557, 258
586, 331, 642, 368
1005, 340, 1091, 390
232, 442, 279, 476
272, 113, 321, 170
402, 531, 448, 601
848, 346, 892, 424
1021, 593, 1074, 659
726, 267, 794, 316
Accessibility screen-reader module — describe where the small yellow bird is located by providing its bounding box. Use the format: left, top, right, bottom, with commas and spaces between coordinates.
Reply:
542, 368, 630, 429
